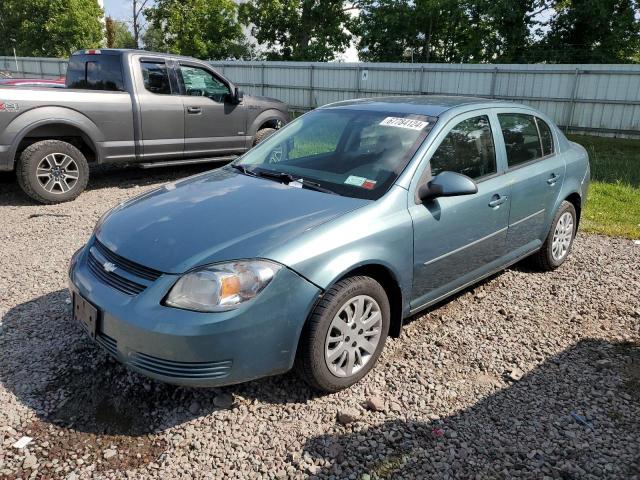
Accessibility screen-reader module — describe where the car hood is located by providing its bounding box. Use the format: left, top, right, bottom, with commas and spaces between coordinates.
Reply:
96, 168, 368, 274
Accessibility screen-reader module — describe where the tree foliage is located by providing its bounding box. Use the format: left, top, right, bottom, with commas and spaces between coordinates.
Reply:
239, 0, 352, 61
543, 0, 640, 63
105, 17, 137, 49
0, 0, 103, 57
144, 0, 249, 59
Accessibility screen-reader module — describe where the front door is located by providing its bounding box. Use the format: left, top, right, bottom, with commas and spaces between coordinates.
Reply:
496, 112, 565, 256
178, 63, 247, 159
409, 113, 510, 310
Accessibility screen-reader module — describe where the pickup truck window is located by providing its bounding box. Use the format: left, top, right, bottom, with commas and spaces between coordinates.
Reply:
179, 65, 229, 102
140, 61, 172, 95
66, 54, 125, 91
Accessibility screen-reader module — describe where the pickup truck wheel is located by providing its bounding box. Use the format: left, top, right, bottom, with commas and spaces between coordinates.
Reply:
297, 276, 390, 392
16, 140, 89, 204
253, 128, 277, 146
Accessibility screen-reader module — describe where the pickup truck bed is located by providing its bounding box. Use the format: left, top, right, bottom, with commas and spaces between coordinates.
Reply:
0, 49, 289, 203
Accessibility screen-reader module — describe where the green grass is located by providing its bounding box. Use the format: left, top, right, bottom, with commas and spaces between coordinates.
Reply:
567, 134, 640, 239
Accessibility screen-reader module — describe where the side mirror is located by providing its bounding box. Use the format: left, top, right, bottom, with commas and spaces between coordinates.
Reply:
234, 87, 244, 104
418, 171, 478, 202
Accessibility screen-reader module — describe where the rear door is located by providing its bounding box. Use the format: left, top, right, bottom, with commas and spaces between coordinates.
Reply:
135, 58, 185, 162
409, 112, 511, 309
177, 63, 247, 159
496, 111, 565, 256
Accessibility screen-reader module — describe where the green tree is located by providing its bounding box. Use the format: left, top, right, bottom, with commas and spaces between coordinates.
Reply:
142, 24, 166, 51
106, 17, 137, 49
543, 0, 640, 63
144, 0, 248, 59
239, 0, 352, 61
0, 0, 103, 57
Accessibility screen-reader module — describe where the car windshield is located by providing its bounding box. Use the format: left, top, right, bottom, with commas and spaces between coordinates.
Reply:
235, 109, 436, 200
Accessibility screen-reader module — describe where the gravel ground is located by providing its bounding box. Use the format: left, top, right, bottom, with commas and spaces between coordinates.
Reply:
0, 165, 639, 480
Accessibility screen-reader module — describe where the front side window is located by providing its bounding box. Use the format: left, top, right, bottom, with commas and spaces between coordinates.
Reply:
140, 61, 171, 95
179, 65, 230, 102
498, 113, 544, 167
429, 115, 496, 180
235, 109, 435, 200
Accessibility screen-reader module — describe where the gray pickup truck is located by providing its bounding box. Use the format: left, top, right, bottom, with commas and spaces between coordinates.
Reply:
0, 49, 289, 203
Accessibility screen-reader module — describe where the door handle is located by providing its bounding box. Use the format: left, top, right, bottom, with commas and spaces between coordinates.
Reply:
488, 194, 508, 208
547, 173, 558, 185
187, 106, 202, 114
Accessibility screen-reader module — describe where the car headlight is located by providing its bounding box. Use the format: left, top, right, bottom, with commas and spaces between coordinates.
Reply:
165, 260, 282, 312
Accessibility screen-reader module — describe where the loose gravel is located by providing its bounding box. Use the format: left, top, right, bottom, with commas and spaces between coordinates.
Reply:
0, 166, 638, 479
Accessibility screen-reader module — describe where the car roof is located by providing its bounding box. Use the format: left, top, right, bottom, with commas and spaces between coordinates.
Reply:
321, 95, 520, 117
71, 48, 203, 63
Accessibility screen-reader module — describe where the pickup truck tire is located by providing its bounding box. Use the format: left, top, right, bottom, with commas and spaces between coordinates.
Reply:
253, 128, 277, 146
16, 140, 89, 204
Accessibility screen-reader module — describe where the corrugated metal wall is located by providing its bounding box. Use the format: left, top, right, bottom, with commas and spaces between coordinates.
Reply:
2, 56, 639, 137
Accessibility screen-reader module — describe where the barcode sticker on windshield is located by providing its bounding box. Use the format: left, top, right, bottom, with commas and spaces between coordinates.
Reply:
379, 117, 428, 130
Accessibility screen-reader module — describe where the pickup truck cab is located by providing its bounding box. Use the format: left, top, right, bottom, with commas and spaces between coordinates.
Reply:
0, 49, 289, 203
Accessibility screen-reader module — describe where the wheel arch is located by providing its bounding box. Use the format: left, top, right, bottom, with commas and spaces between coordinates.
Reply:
564, 191, 582, 227
5, 108, 103, 168
248, 109, 288, 137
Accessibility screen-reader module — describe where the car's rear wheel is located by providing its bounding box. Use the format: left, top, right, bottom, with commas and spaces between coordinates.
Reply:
253, 128, 277, 146
297, 276, 390, 392
16, 140, 89, 204
531, 200, 577, 271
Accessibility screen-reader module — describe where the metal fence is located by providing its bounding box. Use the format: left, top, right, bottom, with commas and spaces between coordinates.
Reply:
2, 55, 639, 137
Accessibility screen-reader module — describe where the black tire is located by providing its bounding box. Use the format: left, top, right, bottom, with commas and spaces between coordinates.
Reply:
253, 128, 277, 146
16, 140, 89, 204
531, 200, 577, 271
297, 276, 390, 393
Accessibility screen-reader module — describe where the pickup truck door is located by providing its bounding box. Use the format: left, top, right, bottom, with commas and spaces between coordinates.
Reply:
135, 58, 185, 161
177, 63, 248, 159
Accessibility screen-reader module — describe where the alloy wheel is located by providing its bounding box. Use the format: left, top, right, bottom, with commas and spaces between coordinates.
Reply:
36, 153, 80, 194
552, 211, 574, 261
324, 295, 383, 378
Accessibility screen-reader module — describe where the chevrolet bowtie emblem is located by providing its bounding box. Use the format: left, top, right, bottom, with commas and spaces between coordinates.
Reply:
103, 262, 117, 273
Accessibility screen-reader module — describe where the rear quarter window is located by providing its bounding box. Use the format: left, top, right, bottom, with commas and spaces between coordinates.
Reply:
66, 55, 125, 91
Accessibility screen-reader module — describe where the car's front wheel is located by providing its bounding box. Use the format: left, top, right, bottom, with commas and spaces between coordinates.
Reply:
297, 276, 390, 392
16, 140, 89, 204
531, 200, 577, 271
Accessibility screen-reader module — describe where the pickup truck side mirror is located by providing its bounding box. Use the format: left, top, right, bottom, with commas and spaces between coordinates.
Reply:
233, 87, 244, 104
418, 171, 478, 202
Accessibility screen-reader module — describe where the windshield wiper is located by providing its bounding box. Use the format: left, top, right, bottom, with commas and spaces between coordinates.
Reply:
253, 169, 296, 183
230, 164, 258, 177
297, 179, 338, 195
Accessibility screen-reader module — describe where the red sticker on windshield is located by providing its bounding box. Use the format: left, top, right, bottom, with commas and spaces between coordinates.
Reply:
362, 180, 377, 190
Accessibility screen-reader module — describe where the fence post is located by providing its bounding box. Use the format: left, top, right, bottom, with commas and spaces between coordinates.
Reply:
355, 64, 361, 98
565, 68, 581, 132
261, 63, 265, 96
419, 65, 425, 94
490, 67, 498, 98
309, 64, 315, 109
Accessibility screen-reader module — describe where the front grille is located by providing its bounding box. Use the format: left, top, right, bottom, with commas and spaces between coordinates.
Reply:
129, 351, 232, 379
93, 240, 162, 281
96, 332, 118, 357
87, 252, 146, 295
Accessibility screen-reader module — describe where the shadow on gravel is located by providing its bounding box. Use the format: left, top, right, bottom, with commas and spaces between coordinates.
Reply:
302, 339, 640, 479
0, 162, 224, 207
0, 288, 319, 475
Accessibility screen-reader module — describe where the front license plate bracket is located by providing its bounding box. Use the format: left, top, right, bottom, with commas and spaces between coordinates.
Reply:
73, 292, 98, 339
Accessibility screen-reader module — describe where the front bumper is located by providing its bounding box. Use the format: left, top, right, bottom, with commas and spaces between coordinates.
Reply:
68, 243, 321, 387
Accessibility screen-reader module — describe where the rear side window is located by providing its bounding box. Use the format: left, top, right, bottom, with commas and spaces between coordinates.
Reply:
498, 113, 543, 167
140, 61, 171, 95
536, 117, 555, 156
429, 115, 497, 180
66, 55, 125, 91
